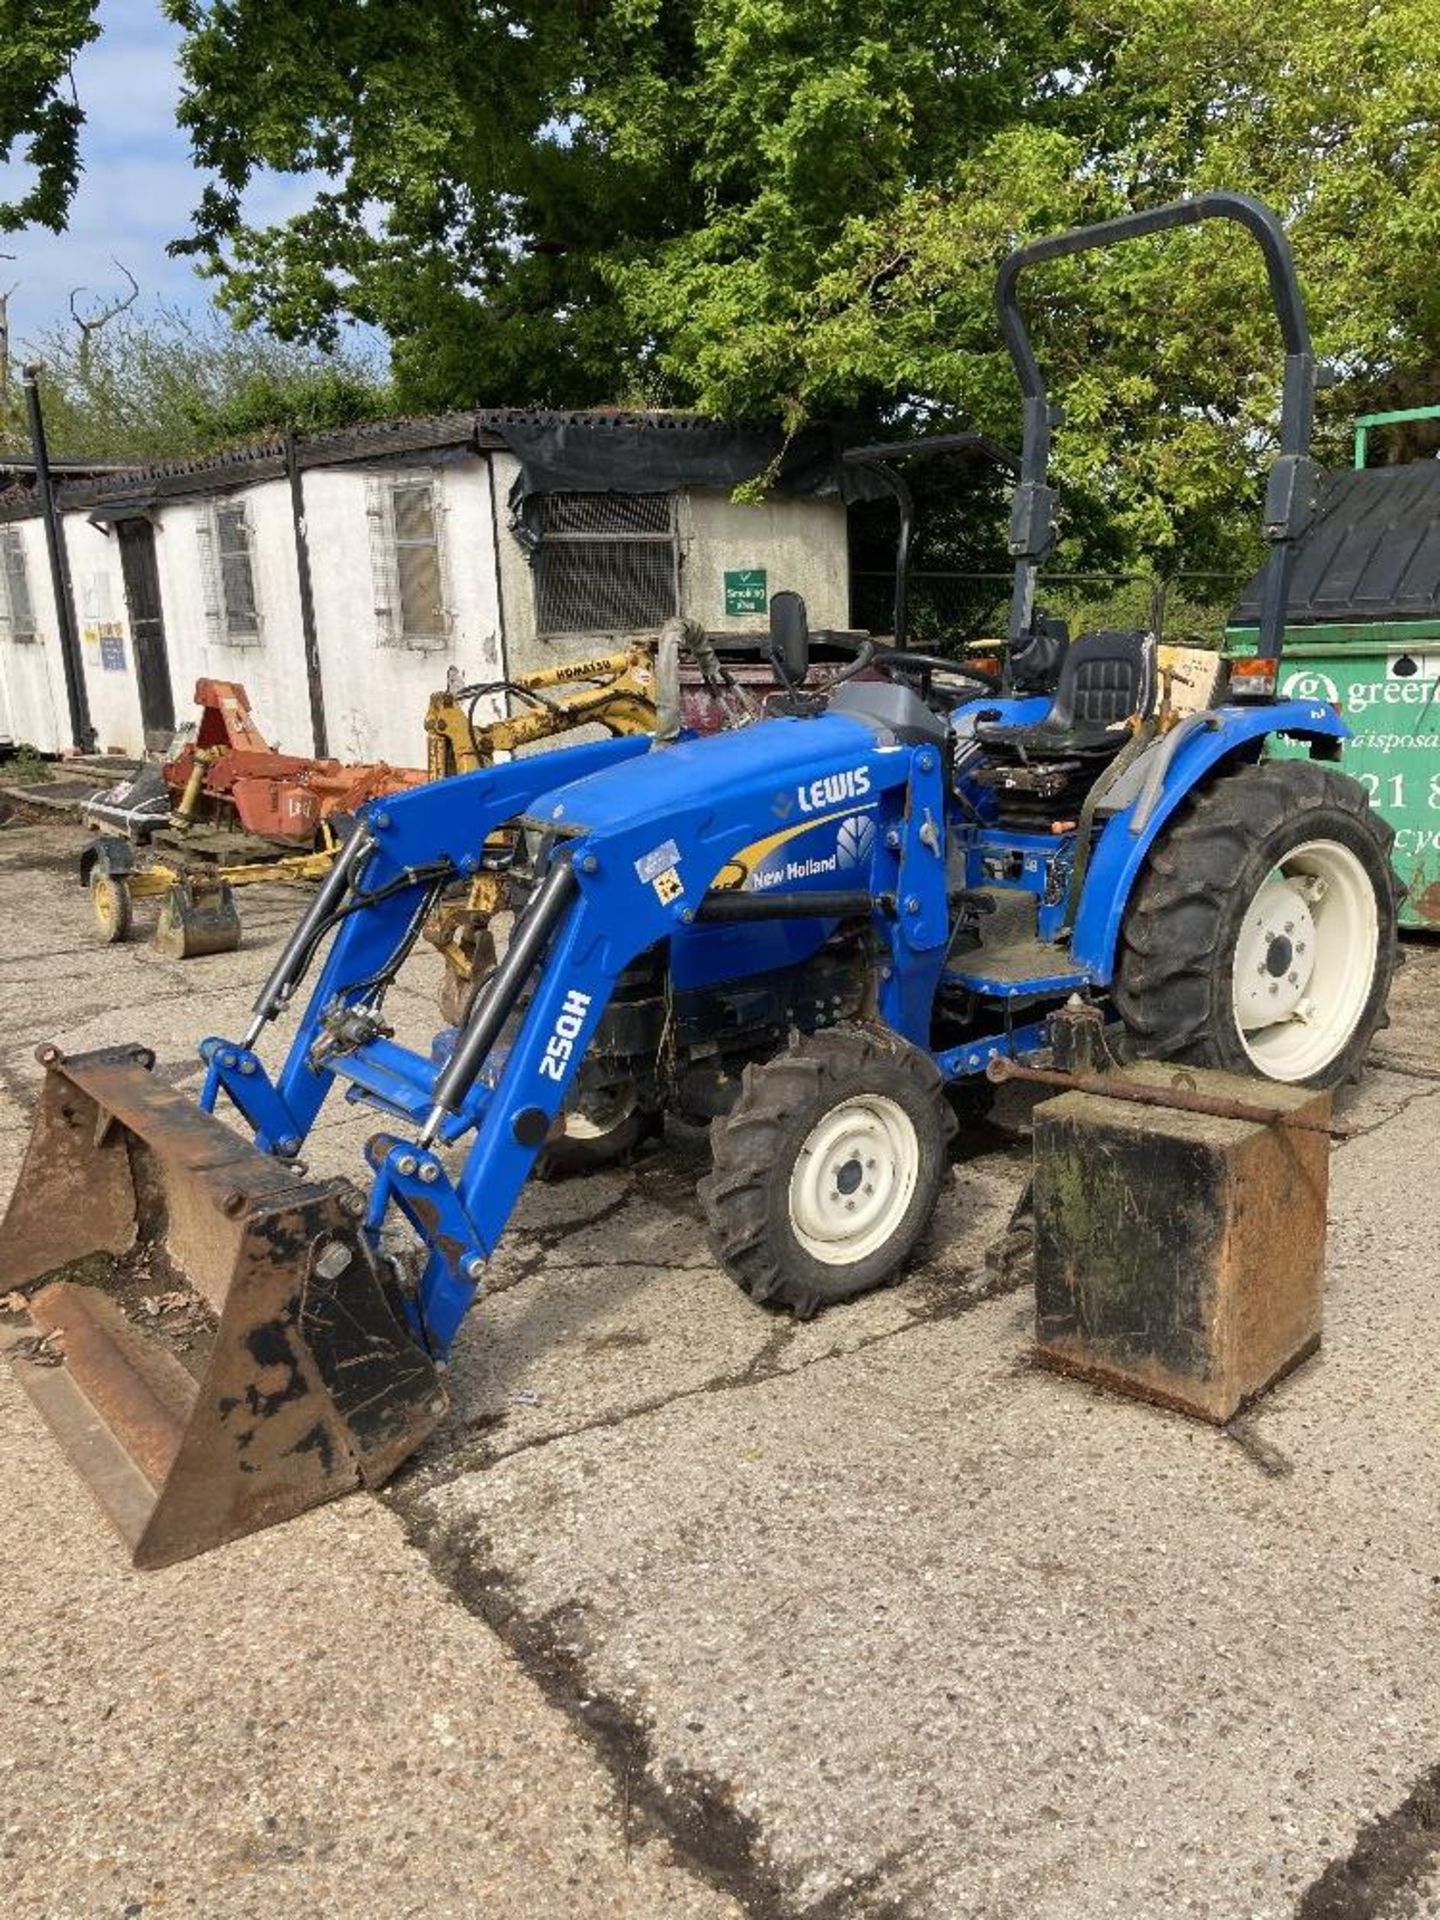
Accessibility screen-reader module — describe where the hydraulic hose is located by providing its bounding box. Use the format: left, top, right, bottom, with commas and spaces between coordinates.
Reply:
243, 826, 375, 1046
653, 618, 686, 745
419, 854, 579, 1142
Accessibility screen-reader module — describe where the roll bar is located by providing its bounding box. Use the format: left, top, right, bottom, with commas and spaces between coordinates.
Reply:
995, 191, 1319, 678
841, 431, 1020, 650
842, 431, 1020, 474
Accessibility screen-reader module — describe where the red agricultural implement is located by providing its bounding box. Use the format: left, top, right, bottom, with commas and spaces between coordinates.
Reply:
80, 680, 424, 957
162, 680, 424, 845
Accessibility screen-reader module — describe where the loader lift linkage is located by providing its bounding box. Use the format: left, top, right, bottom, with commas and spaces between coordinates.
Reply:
0, 192, 1401, 1567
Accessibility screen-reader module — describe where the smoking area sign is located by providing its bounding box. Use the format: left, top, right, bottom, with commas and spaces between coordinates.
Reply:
724, 568, 767, 617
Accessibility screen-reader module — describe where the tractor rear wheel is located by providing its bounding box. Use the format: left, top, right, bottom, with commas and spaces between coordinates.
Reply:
1115, 759, 1399, 1088
699, 1026, 954, 1317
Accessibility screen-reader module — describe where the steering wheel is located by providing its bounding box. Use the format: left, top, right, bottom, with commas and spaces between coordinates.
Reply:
870, 648, 1001, 702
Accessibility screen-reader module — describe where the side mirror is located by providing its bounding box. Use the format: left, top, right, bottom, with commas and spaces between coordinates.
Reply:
769, 590, 810, 690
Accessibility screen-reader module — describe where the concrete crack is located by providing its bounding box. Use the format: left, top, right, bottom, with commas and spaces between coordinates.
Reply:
1338, 1081, 1440, 1143
1365, 1049, 1440, 1084
387, 1500, 912, 1920
408, 1254, 1029, 1490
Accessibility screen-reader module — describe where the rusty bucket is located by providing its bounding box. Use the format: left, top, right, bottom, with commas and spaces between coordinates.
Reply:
0, 1045, 446, 1569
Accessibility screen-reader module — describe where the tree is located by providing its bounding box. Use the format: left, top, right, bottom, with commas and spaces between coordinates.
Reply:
615, 0, 1440, 570
164, 0, 713, 412
0, 0, 99, 233
68, 260, 137, 378
108, 0, 1052, 417
0, 252, 16, 437
2, 303, 389, 458
6, 2, 1440, 580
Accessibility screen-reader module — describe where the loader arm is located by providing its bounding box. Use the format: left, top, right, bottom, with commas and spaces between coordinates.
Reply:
393, 724, 948, 1356
200, 736, 652, 1152
0, 716, 944, 1567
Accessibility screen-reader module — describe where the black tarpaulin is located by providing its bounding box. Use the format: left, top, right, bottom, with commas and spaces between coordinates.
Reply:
476, 409, 883, 552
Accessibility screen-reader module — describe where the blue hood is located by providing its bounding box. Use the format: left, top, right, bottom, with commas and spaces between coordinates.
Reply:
528, 712, 894, 833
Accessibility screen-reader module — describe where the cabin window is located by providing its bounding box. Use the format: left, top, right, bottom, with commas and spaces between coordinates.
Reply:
0, 526, 38, 642
198, 500, 262, 646
367, 472, 451, 649
532, 491, 679, 637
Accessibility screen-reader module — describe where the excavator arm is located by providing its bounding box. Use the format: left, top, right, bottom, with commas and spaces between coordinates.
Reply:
423, 646, 659, 781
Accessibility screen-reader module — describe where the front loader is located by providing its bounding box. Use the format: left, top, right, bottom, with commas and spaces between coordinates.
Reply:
0, 193, 1401, 1568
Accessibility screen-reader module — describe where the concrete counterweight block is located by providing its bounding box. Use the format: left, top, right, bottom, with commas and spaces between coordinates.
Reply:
1032, 1062, 1331, 1423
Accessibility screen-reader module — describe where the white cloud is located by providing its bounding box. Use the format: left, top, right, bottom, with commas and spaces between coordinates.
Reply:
1, 0, 337, 340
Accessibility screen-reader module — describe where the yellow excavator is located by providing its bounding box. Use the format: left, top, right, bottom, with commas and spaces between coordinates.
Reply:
419, 645, 666, 1020
421, 644, 661, 781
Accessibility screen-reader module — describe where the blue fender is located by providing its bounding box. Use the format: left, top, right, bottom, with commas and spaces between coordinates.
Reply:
1069, 699, 1347, 978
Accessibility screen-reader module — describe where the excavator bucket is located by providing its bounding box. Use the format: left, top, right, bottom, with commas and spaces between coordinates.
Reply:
152, 877, 242, 959
0, 1045, 446, 1569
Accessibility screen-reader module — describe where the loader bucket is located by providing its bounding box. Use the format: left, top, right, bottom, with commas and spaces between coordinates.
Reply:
0, 1045, 446, 1569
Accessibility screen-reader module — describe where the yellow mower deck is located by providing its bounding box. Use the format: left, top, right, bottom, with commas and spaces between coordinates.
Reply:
0, 1045, 446, 1568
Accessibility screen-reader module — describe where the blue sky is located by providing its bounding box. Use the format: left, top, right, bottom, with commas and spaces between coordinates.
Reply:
0, 0, 315, 348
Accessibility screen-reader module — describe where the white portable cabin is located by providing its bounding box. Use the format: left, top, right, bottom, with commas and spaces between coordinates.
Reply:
0, 410, 853, 764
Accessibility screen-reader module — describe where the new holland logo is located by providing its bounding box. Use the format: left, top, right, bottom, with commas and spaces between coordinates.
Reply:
796, 766, 872, 815
836, 813, 876, 870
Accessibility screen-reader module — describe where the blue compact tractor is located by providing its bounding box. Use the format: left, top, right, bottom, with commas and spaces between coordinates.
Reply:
0, 192, 1400, 1565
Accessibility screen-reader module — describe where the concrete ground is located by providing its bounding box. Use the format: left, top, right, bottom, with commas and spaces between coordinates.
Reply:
0, 801, 1437, 1919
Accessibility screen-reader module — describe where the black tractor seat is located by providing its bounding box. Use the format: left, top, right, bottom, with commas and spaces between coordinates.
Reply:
970, 629, 1157, 827
976, 629, 1156, 762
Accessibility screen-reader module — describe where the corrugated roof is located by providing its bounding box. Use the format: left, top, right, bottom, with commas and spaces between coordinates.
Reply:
1232, 460, 1440, 625
477, 407, 721, 431
0, 406, 734, 521
0, 454, 143, 475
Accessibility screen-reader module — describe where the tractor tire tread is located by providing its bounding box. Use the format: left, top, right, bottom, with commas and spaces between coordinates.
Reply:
1114, 758, 1399, 1088
699, 1024, 954, 1318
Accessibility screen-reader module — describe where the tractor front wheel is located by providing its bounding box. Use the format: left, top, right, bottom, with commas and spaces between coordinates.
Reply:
1115, 759, 1399, 1088
699, 1027, 954, 1318
535, 1084, 659, 1180
90, 871, 134, 944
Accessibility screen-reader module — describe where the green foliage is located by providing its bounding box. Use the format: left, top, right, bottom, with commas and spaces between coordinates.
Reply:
3, 306, 389, 459
162, 0, 704, 411
3, 741, 49, 782
0, 0, 99, 232
5, 2, 1440, 577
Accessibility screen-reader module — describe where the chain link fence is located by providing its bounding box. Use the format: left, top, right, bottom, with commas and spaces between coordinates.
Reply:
850, 569, 1250, 651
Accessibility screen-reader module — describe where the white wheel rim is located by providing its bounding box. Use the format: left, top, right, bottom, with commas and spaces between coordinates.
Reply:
562, 1087, 637, 1141
787, 1093, 919, 1266
1231, 838, 1378, 1082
